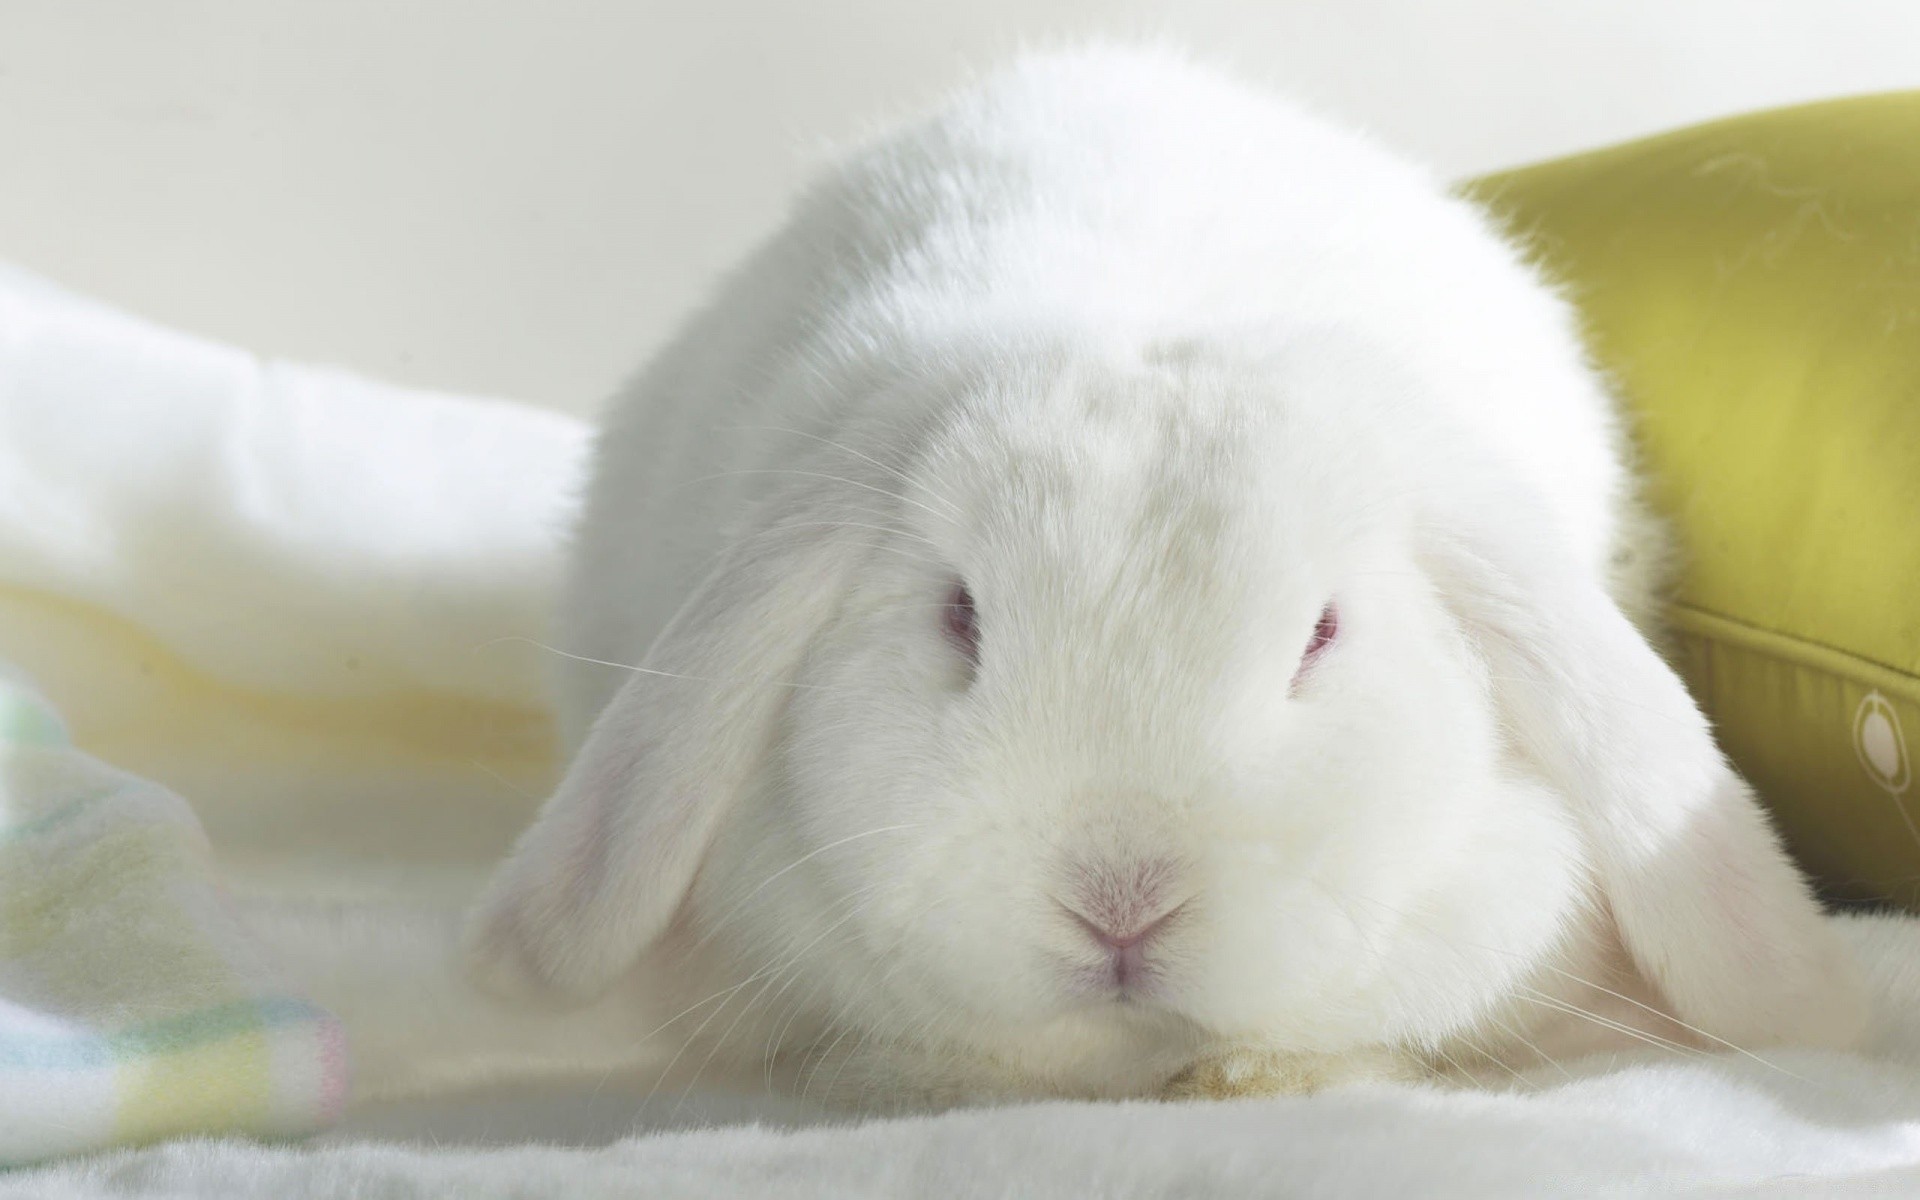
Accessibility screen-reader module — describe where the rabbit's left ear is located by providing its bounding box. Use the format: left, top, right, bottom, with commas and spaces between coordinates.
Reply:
465, 515, 860, 1001
1425, 498, 1867, 1052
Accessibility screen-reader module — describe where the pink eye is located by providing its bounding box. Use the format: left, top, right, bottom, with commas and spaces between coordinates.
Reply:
944, 581, 980, 669
1305, 602, 1339, 658
1292, 601, 1338, 689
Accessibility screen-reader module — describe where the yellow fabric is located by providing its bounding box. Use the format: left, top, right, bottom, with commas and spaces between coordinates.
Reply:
1468, 92, 1920, 906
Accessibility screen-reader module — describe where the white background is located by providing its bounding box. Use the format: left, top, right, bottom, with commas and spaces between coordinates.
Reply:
3, 0, 1918, 414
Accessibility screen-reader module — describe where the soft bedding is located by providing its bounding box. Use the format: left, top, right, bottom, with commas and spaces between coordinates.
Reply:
9, 913, 1920, 1197
0, 671, 344, 1162
4, 125, 1920, 1189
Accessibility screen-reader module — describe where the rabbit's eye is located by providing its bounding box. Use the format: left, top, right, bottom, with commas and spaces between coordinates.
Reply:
1305, 602, 1339, 658
1292, 601, 1338, 689
943, 580, 981, 671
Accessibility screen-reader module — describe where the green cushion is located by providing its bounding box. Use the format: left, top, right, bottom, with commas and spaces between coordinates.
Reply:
1467, 92, 1920, 907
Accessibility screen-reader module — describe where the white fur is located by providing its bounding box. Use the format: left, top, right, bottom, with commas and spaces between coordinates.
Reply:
467, 46, 1864, 1105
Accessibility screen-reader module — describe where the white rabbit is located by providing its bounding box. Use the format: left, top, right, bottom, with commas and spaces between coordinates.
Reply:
467, 46, 1866, 1105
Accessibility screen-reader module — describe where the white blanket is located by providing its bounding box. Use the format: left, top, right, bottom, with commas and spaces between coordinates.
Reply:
0, 262, 584, 901
4, 263, 1919, 1196
9, 915, 1920, 1198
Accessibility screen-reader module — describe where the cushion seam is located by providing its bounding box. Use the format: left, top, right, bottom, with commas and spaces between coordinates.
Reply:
1668, 603, 1920, 705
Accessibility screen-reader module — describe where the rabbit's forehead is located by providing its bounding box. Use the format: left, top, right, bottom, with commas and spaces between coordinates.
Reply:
922, 365, 1382, 597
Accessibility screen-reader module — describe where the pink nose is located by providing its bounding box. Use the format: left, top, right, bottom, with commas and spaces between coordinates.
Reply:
1059, 853, 1188, 990
1065, 903, 1185, 989
1071, 907, 1180, 953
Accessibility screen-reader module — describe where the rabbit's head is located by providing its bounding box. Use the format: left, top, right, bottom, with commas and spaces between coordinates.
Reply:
468, 332, 1862, 1103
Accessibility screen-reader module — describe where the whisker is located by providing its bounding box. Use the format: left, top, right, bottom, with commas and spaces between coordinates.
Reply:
474, 635, 840, 693
720, 424, 962, 517
1443, 1028, 1536, 1089
1521, 960, 1820, 1086
1513, 986, 1705, 1061
798, 1023, 858, 1104
648, 980, 758, 1116
675, 952, 816, 1117
628, 976, 764, 1057
1428, 1041, 1482, 1085
852, 542, 950, 570
1311, 882, 1816, 1083
464, 758, 543, 803
660, 883, 883, 1105
678, 468, 956, 526
690, 824, 919, 954
751, 519, 942, 549
1481, 1009, 1575, 1084
641, 898, 873, 1111
765, 889, 961, 1103
763, 979, 830, 1094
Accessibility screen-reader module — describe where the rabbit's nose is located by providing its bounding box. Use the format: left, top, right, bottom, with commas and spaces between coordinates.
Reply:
1065, 902, 1186, 952
1060, 899, 1188, 989
1064, 855, 1183, 929
1058, 854, 1189, 987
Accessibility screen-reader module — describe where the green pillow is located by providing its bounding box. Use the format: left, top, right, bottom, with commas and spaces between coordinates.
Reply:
1467, 92, 1920, 907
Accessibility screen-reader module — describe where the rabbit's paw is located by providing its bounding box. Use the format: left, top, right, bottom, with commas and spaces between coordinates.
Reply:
1160, 1046, 1416, 1100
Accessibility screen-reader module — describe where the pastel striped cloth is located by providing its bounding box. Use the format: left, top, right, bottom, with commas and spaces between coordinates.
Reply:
0, 668, 346, 1165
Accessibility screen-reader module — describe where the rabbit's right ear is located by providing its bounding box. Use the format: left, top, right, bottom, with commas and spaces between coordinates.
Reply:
1423, 489, 1867, 1052
464, 518, 858, 1001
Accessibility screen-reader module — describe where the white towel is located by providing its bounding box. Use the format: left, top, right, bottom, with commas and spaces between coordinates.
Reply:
0, 263, 584, 707
0, 265, 590, 898
0, 264, 591, 1161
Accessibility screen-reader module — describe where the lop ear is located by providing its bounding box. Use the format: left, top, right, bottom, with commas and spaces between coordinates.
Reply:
465, 520, 856, 1001
1425, 503, 1867, 1051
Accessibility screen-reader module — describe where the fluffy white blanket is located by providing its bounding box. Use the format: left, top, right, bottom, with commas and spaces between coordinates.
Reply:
10, 914, 1920, 1197
3, 264, 1918, 1197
